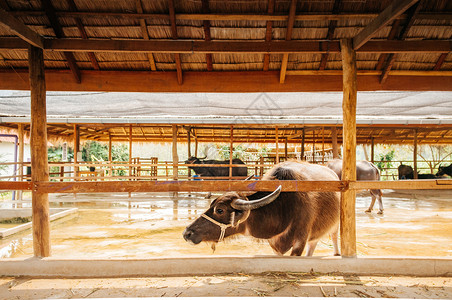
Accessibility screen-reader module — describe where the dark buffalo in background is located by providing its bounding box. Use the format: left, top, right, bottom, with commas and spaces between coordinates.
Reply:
436, 163, 452, 177
183, 160, 340, 256
398, 164, 438, 179
326, 159, 383, 214
185, 156, 248, 178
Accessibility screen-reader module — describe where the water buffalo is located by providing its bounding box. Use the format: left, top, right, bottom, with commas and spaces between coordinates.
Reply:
185, 156, 248, 178
183, 160, 340, 256
327, 159, 383, 214
436, 164, 452, 177
398, 164, 438, 179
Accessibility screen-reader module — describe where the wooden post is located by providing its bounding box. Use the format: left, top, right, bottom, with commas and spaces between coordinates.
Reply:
108, 131, 113, 176
172, 125, 178, 180
301, 128, 305, 160
331, 126, 339, 159
29, 45, 50, 257
187, 127, 191, 178
413, 129, 418, 179
229, 126, 233, 178
275, 126, 279, 163
129, 124, 133, 178
73, 124, 79, 198
17, 124, 24, 200
284, 138, 288, 160
322, 126, 325, 163
340, 38, 357, 258
371, 137, 375, 164
312, 130, 316, 163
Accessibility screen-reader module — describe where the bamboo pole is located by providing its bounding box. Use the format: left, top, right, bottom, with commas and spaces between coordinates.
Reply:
29, 45, 50, 257
284, 137, 288, 160
340, 38, 357, 258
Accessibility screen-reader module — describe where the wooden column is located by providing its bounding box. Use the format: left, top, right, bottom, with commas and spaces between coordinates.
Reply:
322, 126, 325, 163
29, 45, 50, 257
284, 138, 288, 160
312, 130, 316, 163
108, 131, 113, 177
413, 129, 418, 179
229, 126, 233, 178
172, 125, 178, 180
340, 38, 357, 258
73, 124, 79, 176
275, 126, 279, 163
187, 127, 191, 178
129, 124, 133, 179
17, 123, 24, 200
371, 137, 375, 164
331, 126, 339, 159
301, 128, 305, 160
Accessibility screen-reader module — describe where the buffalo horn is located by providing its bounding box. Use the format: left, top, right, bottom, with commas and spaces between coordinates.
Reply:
231, 185, 282, 210
244, 174, 254, 181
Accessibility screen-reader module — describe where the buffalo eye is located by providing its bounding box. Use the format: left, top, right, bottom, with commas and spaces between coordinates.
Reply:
215, 208, 224, 215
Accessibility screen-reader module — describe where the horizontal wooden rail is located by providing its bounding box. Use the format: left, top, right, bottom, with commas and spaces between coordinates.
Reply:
351, 179, 452, 190
33, 180, 348, 193
0, 181, 32, 190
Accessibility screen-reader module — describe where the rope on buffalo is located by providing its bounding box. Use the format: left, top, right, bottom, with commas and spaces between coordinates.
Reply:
201, 212, 244, 244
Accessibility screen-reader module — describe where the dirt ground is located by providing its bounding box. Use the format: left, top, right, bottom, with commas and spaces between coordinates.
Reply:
1, 272, 451, 299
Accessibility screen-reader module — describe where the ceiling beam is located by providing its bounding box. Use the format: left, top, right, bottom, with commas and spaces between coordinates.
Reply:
168, 0, 183, 85
279, 0, 297, 84
375, 19, 402, 70
433, 53, 449, 71
0, 8, 44, 48
41, 0, 81, 83
379, 1, 422, 84
135, 0, 156, 71
263, 0, 275, 71
11, 10, 452, 22
319, 0, 341, 70
1, 38, 449, 54
201, 0, 213, 71
353, 0, 419, 50
1, 70, 452, 92
66, 0, 99, 70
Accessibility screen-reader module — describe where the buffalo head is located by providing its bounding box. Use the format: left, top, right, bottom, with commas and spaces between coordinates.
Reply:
183, 186, 281, 244
185, 156, 200, 165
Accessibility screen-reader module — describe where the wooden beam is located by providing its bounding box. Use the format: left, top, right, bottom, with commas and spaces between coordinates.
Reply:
380, 1, 422, 83
0, 8, 44, 48
29, 45, 50, 257
2, 70, 452, 92
41, 0, 81, 83
319, 0, 341, 70
375, 19, 402, 70
340, 38, 357, 258
168, 0, 182, 85
2, 38, 451, 54
279, 0, 297, 83
353, 0, 419, 50
135, 0, 156, 71
263, 0, 275, 71
331, 126, 339, 159
433, 53, 448, 71
201, 0, 213, 71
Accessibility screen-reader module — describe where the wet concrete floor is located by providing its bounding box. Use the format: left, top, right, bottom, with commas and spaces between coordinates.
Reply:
0, 190, 451, 259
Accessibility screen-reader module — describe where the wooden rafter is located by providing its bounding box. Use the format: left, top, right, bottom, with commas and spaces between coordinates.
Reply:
0, 8, 44, 48
375, 19, 402, 70
263, 0, 275, 71
353, 0, 419, 50
433, 53, 448, 71
168, 0, 182, 85
279, 0, 297, 83
66, 0, 99, 70
2, 38, 450, 54
135, 0, 156, 71
319, 0, 341, 70
380, 1, 422, 84
41, 0, 81, 83
201, 0, 213, 71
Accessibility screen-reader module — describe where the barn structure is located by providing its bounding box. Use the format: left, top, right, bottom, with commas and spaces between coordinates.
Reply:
0, 0, 452, 277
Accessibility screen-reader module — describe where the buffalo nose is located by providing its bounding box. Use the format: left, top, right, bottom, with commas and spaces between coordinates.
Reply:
183, 228, 194, 241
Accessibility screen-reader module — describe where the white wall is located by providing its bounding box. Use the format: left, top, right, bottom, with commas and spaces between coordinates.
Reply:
0, 142, 31, 178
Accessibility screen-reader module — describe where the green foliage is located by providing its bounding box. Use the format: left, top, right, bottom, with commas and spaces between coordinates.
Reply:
375, 149, 395, 171
82, 141, 108, 161
218, 144, 269, 161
